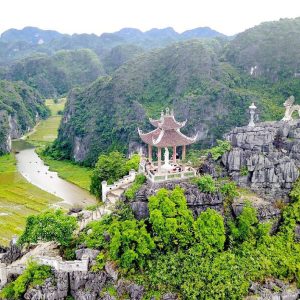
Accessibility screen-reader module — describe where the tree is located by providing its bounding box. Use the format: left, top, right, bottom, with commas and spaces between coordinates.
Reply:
193, 175, 217, 193
90, 151, 140, 199
108, 219, 155, 269
193, 208, 225, 253
18, 210, 77, 246
149, 187, 195, 249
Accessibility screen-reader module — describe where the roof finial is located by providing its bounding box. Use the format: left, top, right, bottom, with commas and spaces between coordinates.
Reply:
165, 107, 170, 115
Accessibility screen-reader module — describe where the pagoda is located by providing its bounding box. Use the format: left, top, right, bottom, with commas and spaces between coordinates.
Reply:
138, 108, 197, 182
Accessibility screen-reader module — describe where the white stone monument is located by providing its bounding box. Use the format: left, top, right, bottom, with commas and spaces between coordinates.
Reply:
162, 147, 173, 171
248, 102, 257, 127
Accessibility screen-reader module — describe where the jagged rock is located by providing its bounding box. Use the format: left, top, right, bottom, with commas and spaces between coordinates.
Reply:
0, 240, 22, 264
130, 201, 149, 220
75, 248, 100, 261
247, 279, 299, 300
24, 272, 68, 300
69, 271, 107, 297
162, 293, 178, 300
130, 181, 223, 218
223, 121, 300, 201
117, 279, 144, 300
105, 261, 118, 281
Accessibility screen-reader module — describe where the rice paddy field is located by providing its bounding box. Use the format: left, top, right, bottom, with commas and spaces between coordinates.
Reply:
0, 154, 59, 245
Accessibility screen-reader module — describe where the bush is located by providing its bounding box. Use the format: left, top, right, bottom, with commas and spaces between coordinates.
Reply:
124, 174, 146, 200
208, 140, 231, 161
193, 175, 217, 193
90, 151, 140, 198
0, 261, 52, 300
193, 208, 226, 254
18, 210, 77, 246
149, 187, 195, 250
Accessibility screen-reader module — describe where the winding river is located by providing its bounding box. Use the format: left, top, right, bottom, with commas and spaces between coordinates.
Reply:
13, 140, 96, 208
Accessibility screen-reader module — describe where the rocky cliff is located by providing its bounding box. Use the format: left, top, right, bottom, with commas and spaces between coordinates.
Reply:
0, 80, 49, 155
222, 120, 300, 201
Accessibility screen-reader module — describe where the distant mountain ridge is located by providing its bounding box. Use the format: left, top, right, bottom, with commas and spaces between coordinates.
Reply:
1, 26, 226, 45
0, 26, 227, 65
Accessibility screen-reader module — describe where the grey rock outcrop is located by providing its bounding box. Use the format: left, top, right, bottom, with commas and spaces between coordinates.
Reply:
0, 239, 22, 264
222, 121, 300, 201
247, 279, 300, 300
130, 181, 223, 219
24, 272, 68, 300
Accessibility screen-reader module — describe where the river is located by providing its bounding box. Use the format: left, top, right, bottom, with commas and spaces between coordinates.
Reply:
13, 140, 96, 208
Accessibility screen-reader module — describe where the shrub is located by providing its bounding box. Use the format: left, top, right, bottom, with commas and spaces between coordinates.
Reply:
90, 151, 140, 198
124, 174, 146, 200
18, 210, 77, 246
149, 187, 195, 249
0, 261, 52, 300
193, 175, 217, 193
208, 140, 231, 161
193, 208, 226, 253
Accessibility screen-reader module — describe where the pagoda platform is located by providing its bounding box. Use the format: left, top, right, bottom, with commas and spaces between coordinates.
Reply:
139, 158, 196, 183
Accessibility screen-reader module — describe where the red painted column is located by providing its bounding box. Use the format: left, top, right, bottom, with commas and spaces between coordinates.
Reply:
157, 147, 161, 171
182, 145, 186, 161
148, 145, 152, 162
173, 146, 177, 164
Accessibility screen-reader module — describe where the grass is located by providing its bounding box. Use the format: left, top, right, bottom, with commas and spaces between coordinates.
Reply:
27, 98, 66, 143
28, 97, 92, 191
0, 154, 60, 246
41, 155, 92, 191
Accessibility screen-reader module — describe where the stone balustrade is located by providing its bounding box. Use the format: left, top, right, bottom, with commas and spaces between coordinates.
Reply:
101, 170, 136, 202
0, 254, 89, 288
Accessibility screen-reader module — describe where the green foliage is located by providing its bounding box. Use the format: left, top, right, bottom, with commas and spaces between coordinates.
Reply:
193, 175, 217, 193
0, 261, 52, 300
229, 201, 259, 243
240, 165, 249, 176
208, 140, 232, 161
124, 174, 146, 200
90, 151, 139, 198
5, 49, 104, 97
0, 80, 49, 155
82, 213, 155, 270
149, 187, 195, 250
108, 219, 155, 269
220, 181, 238, 201
193, 208, 225, 254
18, 209, 77, 246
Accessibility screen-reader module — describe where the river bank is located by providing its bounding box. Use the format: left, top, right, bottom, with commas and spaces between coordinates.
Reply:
0, 98, 97, 245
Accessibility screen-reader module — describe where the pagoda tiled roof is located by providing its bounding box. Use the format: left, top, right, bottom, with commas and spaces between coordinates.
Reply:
139, 108, 197, 147
149, 115, 186, 130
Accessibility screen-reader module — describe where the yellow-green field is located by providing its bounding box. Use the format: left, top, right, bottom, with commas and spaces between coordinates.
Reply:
29, 97, 92, 191
0, 154, 60, 245
41, 155, 92, 191
28, 98, 66, 143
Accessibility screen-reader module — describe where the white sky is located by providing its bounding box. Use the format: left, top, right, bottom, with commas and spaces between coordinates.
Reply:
1, 0, 300, 36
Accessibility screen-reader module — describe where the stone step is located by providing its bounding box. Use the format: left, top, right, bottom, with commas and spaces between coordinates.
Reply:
109, 188, 125, 197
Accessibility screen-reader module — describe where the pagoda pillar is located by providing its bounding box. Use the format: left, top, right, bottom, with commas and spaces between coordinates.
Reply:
148, 145, 152, 162
173, 146, 177, 164
157, 147, 162, 171
182, 145, 186, 161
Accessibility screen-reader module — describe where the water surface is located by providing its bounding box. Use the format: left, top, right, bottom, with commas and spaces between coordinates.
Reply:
13, 140, 96, 208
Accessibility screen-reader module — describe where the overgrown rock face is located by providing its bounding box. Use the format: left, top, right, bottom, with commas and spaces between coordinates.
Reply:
129, 181, 223, 219
222, 121, 300, 201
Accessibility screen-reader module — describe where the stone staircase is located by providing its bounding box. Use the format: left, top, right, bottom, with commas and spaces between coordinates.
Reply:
77, 182, 132, 232
106, 183, 131, 204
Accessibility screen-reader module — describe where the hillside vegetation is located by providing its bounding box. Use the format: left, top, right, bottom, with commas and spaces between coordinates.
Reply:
53, 35, 287, 165
3, 49, 105, 97
0, 80, 48, 154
